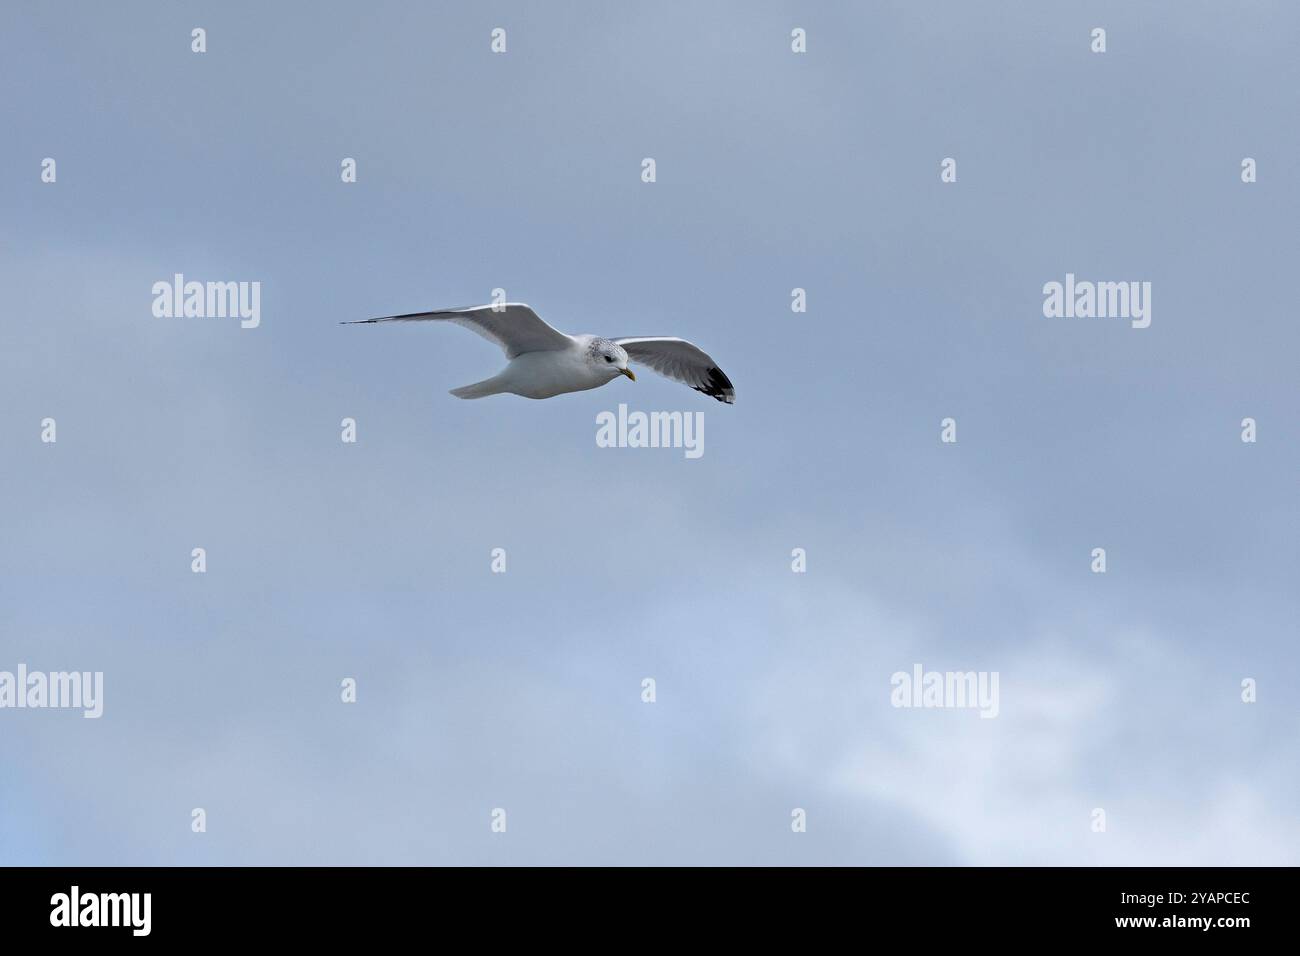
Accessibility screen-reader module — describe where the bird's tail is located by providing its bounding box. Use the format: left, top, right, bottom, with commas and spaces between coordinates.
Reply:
449, 375, 506, 400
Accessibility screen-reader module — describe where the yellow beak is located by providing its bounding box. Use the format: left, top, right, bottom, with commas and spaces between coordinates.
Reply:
620, 367, 636, 381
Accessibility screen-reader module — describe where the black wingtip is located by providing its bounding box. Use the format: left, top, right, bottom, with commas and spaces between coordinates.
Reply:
692, 367, 736, 404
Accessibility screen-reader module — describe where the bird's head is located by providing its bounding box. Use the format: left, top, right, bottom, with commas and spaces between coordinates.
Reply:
589, 339, 635, 381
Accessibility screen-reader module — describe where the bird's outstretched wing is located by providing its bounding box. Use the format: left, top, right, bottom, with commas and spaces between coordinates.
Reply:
343, 303, 572, 358
614, 337, 735, 404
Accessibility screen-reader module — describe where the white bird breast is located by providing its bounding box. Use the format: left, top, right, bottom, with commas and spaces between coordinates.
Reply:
498, 346, 616, 399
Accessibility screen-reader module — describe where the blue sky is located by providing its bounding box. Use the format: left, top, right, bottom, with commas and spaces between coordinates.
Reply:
1, 1, 1296, 864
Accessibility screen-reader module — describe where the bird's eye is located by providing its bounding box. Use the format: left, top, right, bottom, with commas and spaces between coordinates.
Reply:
605, 356, 613, 362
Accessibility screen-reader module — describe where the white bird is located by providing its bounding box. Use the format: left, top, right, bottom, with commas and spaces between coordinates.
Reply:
343, 303, 735, 404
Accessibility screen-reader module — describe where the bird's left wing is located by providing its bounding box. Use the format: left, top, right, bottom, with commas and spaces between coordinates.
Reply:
614, 337, 735, 404
343, 303, 572, 358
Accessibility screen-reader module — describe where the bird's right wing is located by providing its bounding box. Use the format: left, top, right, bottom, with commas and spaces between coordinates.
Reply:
343, 303, 572, 358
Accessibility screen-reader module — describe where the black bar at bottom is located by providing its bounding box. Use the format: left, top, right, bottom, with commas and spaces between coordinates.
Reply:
0, 866, 1278, 942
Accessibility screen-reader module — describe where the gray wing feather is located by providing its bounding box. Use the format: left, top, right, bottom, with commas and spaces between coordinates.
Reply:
614, 337, 735, 404
344, 303, 572, 358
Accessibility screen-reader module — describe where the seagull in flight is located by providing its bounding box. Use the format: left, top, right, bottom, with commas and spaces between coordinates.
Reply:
343, 303, 735, 404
